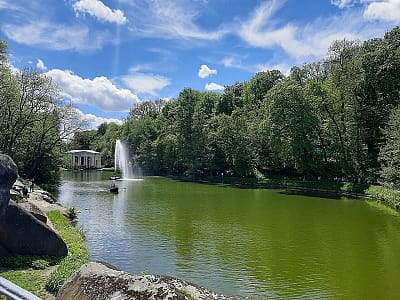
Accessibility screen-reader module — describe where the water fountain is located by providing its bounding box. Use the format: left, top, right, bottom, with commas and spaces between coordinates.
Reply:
114, 140, 134, 179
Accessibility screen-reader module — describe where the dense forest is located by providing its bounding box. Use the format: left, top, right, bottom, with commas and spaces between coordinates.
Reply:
1, 27, 400, 188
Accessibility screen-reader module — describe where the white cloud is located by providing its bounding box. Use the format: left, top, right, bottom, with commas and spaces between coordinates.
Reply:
256, 63, 292, 76
331, 0, 357, 8
221, 57, 253, 72
122, 72, 171, 96
45, 69, 140, 112
205, 82, 224, 91
127, 0, 227, 40
73, 0, 127, 25
364, 0, 400, 22
238, 1, 318, 59
36, 59, 47, 71
198, 64, 217, 78
75, 108, 123, 129
0, 0, 21, 10
238, 0, 391, 62
2, 20, 108, 51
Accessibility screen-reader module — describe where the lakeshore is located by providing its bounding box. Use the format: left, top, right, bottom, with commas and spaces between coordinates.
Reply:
2, 173, 400, 299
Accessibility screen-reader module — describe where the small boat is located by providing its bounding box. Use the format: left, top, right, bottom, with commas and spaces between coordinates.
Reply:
110, 175, 120, 180
110, 186, 119, 193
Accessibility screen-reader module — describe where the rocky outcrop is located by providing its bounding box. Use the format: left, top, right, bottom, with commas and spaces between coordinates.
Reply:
57, 262, 254, 300
18, 201, 48, 223
0, 154, 68, 256
0, 243, 8, 256
0, 155, 18, 219
0, 202, 67, 256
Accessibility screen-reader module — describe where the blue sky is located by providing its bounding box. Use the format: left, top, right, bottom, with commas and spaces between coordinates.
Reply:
0, 0, 399, 128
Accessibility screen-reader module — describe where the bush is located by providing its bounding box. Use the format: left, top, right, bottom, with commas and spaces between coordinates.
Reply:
66, 207, 78, 222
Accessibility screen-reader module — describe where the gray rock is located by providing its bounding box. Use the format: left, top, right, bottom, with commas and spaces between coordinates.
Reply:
0, 243, 9, 256
18, 201, 48, 223
34, 190, 56, 203
57, 262, 255, 300
10, 190, 20, 201
0, 202, 67, 256
0, 154, 18, 219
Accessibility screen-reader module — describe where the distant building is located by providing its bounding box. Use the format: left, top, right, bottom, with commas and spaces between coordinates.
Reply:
66, 150, 102, 169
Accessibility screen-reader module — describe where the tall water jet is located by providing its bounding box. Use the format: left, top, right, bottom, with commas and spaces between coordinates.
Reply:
114, 140, 134, 179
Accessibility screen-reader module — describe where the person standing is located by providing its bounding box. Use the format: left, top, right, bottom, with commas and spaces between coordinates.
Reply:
22, 186, 28, 197
28, 179, 34, 192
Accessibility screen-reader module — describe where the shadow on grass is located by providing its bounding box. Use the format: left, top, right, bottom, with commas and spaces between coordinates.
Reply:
0, 254, 63, 270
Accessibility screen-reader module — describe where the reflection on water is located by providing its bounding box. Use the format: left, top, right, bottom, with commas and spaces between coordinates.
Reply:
58, 171, 400, 299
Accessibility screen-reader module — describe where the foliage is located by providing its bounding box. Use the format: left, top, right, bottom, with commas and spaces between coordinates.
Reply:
92, 122, 122, 167
379, 108, 400, 188
366, 185, 400, 210
66, 207, 78, 222
67, 130, 97, 150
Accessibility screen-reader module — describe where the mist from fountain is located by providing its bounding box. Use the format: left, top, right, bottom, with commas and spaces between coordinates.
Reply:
114, 140, 134, 179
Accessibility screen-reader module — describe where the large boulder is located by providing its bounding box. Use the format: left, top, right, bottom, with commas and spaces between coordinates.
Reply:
0, 202, 67, 256
18, 201, 48, 223
57, 262, 253, 300
0, 243, 8, 256
0, 154, 18, 219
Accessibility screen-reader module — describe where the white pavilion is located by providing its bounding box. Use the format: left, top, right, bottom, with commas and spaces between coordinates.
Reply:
66, 150, 102, 169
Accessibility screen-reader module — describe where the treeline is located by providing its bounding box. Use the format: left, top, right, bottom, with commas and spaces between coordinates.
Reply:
76, 27, 400, 187
0, 40, 84, 185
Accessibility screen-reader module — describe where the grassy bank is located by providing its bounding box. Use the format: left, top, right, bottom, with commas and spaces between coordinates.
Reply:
0, 211, 89, 299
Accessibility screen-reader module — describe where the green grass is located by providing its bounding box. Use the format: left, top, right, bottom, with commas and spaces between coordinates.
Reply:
0, 210, 89, 299
45, 211, 90, 294
0, 269, 50, 299
181, 288, 198, 300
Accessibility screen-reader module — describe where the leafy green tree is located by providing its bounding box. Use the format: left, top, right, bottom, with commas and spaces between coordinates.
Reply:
244, 70, 284, 105
0, 65, 79, 184
97, 122, 108, 136
0, 40, 8, 64
91, 123, 122, 167
265, 76, 321, 176
123, 114, 161, 174
357, 27, 400, 174
379, 108, 400, 187
68, 130, 98, 150
216, 82, 245, 115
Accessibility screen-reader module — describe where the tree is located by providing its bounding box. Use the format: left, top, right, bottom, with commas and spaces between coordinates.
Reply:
265, 77, 321, 175
123, 114, 161, 175
244, 70, 284, 105
379, 108, 400, 187
68, 130, 98, 150
91, 123, 122, 167
0, 40, 8, 65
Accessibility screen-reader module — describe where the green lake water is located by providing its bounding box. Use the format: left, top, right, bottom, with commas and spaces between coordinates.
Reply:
58, 171, 400, 299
